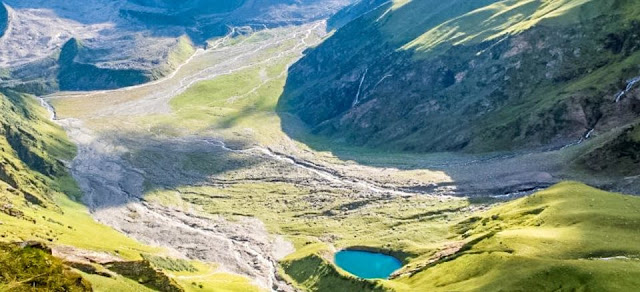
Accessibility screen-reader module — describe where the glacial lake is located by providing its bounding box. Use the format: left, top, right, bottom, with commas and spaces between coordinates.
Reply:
334, 250, 402, 279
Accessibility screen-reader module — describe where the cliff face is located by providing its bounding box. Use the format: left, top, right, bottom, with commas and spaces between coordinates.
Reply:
279, 0, 640, 153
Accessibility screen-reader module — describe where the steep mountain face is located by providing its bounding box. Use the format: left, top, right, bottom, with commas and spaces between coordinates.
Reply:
128, 0, 245, 11
0, 0, 352, 92
577, 121, 640, 180
326, 0, 389, 30
0, 3, 7, 38
279, 0, 640, 153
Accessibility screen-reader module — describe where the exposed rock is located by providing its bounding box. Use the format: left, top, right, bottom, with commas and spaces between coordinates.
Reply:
19, 240, 52, 254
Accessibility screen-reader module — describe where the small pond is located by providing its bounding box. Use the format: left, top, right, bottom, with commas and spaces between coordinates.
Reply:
334, 250, 402, 279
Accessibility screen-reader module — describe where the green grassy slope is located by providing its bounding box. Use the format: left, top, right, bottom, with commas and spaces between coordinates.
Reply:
280, 182, 640, 291
0, 89, 79, 206
391, 182, 640, 291
0, 90, 261, 291
280, 0, 640, 153
0, 89, 158, 257
576, 122, 640, 176
281, 244, 389, 292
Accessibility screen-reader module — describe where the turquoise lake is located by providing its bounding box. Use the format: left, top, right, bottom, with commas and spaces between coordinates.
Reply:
334, 250, 403, 279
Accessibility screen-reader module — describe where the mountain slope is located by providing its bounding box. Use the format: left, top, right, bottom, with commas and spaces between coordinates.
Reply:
391, 182, 640, 291
279, 0, 640, 153
0, 3, 7, 38
0, 0, 352, 92
277, 182, 640, 291
0, 90, 78, 207
0, 90, 264, 291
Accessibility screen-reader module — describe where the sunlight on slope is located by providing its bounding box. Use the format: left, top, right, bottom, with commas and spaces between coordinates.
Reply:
390, 182, 640, 291
403, 0, 595, 54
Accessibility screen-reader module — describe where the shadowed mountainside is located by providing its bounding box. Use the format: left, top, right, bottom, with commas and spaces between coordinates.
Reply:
279, 0, 640, 156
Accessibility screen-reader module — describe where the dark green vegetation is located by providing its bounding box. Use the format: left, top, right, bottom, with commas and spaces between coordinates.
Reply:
280, 0, 640, 153
105, 260, 184, 292
578, 122, 640, 176
141, 254, 197, 273
0, 242, 91, 291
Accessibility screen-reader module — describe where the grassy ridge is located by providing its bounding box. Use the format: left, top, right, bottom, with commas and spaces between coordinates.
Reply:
280, 243, 390, 292
576, 122, 640, 176
402, 0, 607, 55
279, 182, 640, 291
0, 89, 80, 204
57, 37, 195, 91
391, 182, 640, 291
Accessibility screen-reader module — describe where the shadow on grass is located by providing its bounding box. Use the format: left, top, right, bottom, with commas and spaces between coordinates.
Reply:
75, 129, 266, 210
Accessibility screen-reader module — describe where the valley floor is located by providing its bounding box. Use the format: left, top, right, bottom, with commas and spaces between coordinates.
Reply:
30, 20, 640, 291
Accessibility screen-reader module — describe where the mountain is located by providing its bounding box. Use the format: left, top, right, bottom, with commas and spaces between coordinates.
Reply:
279, 0, 640, 154
283, 182, 640, 291
0, 0, 352, 92
3, 0, 640, 291
0, 3, 7, 38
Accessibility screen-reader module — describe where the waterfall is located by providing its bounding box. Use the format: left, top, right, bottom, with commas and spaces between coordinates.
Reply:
372, 73, 392, 91
584, 128, 594, 139
352, 68, 368, 107
615, 76, 640, 103
39, 97, 57, 121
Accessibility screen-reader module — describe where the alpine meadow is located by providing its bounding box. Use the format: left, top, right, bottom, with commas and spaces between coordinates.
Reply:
0, 0, 639, 291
